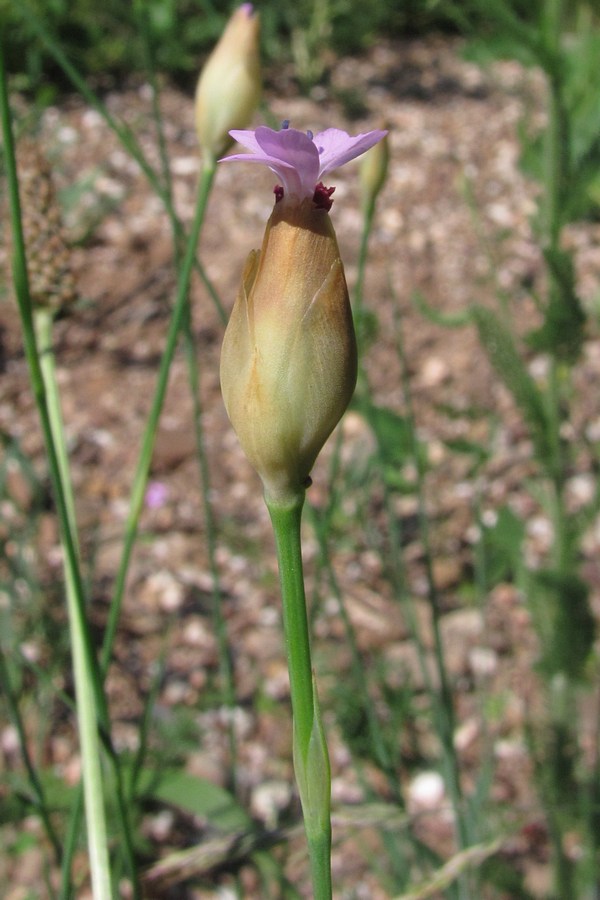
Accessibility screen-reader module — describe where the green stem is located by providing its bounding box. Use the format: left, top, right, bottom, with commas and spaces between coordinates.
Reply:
63, 145, 216, 900
267, 494, 332, 900
355, 197, 375, 317
101, 161, 216, 671
387, 304, 472, 900
34, 309, 141, 898
134, 5, 238, 784
181, 324, 238, 779
0, 52, 113, 898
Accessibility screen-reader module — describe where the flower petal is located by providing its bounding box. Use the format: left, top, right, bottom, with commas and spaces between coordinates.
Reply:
219, 151, 302, 196
314, 128, 388, 178
254, 127, 320, 197
227, 129, 262, 153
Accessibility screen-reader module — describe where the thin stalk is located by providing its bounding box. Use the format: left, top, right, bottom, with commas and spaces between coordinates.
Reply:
36, 311, 141, 899
540, 0, 571, 572
133, 0, 173, 206
350, 194, 437, 885
134, 3, 238, 784
267, 495, 332, 900
1, 54, 113, 898
355, 204, 469, 863
354, 196, 375, 320
61, 110, 217, 899
393, 308, 470, 859
101, 161, 216, 671
136, 2, 239, 783
181, 326, 238, 781
538, 6, 578, 895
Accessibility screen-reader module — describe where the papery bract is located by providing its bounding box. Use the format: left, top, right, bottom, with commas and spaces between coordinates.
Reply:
220, 197, 357, 504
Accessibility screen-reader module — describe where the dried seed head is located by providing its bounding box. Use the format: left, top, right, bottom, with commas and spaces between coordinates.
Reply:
16, 139, 77, 314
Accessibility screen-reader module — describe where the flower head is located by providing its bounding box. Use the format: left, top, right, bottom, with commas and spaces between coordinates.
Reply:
220, 123, 387, 205
220, 122, 386, 502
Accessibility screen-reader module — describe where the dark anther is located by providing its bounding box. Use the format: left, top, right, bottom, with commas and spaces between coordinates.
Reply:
281, 119, 290, 130
302, 475, 313, 489
306, 130, 313, 140
274, 185, 284, 202
313, 182, 336, 211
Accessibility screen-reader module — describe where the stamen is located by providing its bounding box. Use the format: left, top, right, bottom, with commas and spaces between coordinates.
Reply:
313, 182, 335, 211
274, 184, 284, 202
306, 130, 313, 140
281, 119, 290, 130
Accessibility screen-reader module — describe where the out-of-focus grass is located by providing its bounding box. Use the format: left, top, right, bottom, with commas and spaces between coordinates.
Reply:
4, 0, 459, 97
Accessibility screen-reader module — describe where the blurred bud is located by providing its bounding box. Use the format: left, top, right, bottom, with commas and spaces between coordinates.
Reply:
194, 4, 261, 163
359, 130, 390, 211
220, 197, 357, 505
16, 139, 77, 314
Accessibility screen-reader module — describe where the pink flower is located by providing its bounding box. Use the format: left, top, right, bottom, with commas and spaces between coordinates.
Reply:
145, 481, 169, 509
220, 123, 388, 205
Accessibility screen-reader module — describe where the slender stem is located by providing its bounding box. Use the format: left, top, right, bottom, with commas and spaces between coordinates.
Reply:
146, 17, 238, 774
268, 497, 314, 750
134, 4, 238, 785
0, 54, 113, 898
539, 4, 578, 895
34, 311, 114, 895
354, 197, 375, 319
101, 161, 216, 671
393, 308, 470, 854
267, 494, 332, 900
181, 326, 239, 777
63, 572, 112, 899
37, 311, 141, 898
61, 129, 217, 900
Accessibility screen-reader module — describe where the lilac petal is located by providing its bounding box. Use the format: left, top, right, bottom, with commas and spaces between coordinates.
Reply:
314, 128, 388, 178
219, 151, 299, 192
227, 129, 262, 154
254, 126, 320, 197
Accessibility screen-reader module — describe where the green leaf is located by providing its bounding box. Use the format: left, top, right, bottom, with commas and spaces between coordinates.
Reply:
443, 437, 490, 467
362, 404, 414, 468
138, 769, 250, 831
480, 505, 525, 586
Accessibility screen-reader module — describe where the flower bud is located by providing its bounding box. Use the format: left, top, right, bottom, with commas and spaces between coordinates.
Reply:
220, 198, 357, 505
194, 5, 261, 163
359, 131, 390, 211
